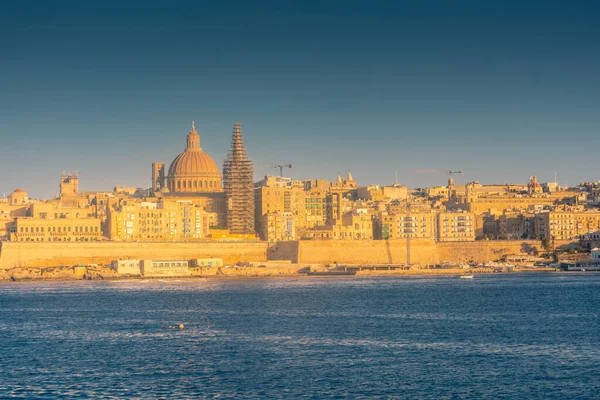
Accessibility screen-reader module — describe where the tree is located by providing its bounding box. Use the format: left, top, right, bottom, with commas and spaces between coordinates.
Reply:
541, 237, 552, 255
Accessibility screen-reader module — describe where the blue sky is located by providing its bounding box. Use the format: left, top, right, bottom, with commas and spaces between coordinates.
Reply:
1, 0, 599, 198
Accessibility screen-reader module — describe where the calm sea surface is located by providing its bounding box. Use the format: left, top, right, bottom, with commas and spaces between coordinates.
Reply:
1, 274, 600, 399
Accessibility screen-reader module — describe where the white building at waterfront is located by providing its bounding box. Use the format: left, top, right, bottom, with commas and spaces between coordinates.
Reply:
140, 260, 190, 277
111, 259, 141, 275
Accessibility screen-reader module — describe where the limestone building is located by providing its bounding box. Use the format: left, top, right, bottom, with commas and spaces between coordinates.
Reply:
255, 176, 306, 240
378, 211, 436, 240
331, 212, 373, 240
375, 210, 475, 242
436, 212, 475, 241
10, 216, 103, 242
1, 183, 105, 242
533, 210, 600, 240
104, 198, 217, 242
330, 172, 358, 199
0, 189, 32, 240
259, 212, 297, 241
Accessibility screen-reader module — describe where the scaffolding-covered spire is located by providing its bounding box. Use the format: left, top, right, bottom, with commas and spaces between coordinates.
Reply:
222, 123, 255, 234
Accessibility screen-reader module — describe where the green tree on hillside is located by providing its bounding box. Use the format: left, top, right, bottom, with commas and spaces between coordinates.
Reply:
541, 237, 552, 256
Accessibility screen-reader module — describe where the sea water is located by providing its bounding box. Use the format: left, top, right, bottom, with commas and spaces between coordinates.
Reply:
1, 274, 600, 399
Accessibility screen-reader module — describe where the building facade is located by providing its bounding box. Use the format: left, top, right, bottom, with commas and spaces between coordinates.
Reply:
104, 199, 217, 241
533, 210, 600, 240
436, 212, 475, 241
10, 216, 103, 242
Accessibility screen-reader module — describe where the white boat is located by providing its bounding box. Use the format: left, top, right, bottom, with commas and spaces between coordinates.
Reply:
460, 274, 474, 279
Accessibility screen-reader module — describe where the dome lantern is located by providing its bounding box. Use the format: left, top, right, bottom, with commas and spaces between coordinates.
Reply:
186, 121, 201, 150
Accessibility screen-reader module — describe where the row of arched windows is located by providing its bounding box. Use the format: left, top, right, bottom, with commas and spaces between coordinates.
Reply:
172, 179, 219, 191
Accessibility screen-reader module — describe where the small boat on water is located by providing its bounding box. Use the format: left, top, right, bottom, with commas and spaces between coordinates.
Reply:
459, 274, 474, 279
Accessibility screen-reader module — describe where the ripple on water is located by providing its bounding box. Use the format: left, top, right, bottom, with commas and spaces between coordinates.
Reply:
1, 274, 600, 399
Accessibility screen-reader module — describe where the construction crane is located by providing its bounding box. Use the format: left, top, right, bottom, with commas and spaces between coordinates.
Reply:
408, 169, 463, 177
408, 169, 464, 188
256, 163, 293, 177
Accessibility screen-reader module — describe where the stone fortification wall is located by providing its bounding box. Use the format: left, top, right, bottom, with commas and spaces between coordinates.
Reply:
435, 240, 565, 264
268, 241, 300, 263
0, 241, 268, 269
292, 239, 438, 265
285, 239, 570, 265
0, 239, 573, 270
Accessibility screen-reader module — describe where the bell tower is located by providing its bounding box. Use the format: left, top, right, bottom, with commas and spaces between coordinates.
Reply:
152, 162, 165, 191
60, 174, 79, 196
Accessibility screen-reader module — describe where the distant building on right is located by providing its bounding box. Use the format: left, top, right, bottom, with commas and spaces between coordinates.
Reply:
533, 210, 600, 240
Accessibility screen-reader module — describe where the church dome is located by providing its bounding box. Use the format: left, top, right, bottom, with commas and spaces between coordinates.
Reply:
168, 151, 219, 176
167, 122, 222, 193
8, 188, 28, 205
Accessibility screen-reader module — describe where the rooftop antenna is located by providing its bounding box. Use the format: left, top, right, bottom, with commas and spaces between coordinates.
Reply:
554, 172, 557, 184
395, 170, 398, 185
